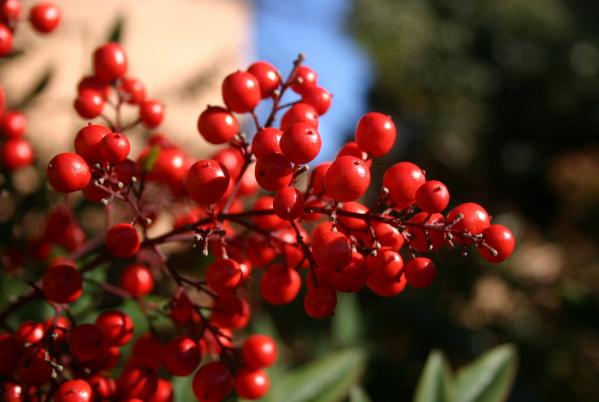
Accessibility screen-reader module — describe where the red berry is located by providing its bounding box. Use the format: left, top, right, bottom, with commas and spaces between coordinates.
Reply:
222, 71, 261, 113
149, 378, 174, 402
280, 102, 318, 131
106, 223, 140, 258
120, 264, 154, 297
304, 286, 337, 319
131, 334, 163, 370
242, 335, 277, 369
478, 224, 515, 263
404, 257, 436, 288
308, 161, 331, 195
118, 367, 159, 400
0, 138, 34, 169
47, 153, 91, 193
53, 380, 93, 402
234, 368, 270, 400
273, 186, 304, 220
142, 147, 189, 196
325, 156, 371, 202
446, 202, 491, 244
185, 159, 230, 205
252, 127, 282, 158
406, 212, 446, 252
416, 180, 450, 213
312, 230, 352, 271
78, 75, 111, 99
383, 162, 426, 209
74, 123, 110, 163
337, 141, 370, 166
0, 110, 26, 137
162, 336, 201, 376
29, 2, 61, 34
366, 248, 404, 282
68, 323, 106, 361
211, 146, 244, 179
280, 122, 322, 164
248, 61, 281, 98
139, 99, 164, 128
252, 196, 285, 230
291, 65, 318, 95
192, 362, 233, 402
198, 106, 239, 144
87, 374, 117, 399
367, 274, 407, 297
43, 264, 82, 304
338, 202, 368, 230
1, 381, 23, 402
0, 23, 13, 57
101, 132, 130, 163
206, 258, 243, 294
301, 86, 332, 115
119, 77, 146, 104
211, 294, 250, 330
74, 89, 105, 118
2, 0, 21, 21
16, 347, 52, 385
93, 43, 127, 82
355, 112, 396, 157
169, 290, 194, 324
260, 264, 301, 305
255, 152, 293, 192
15, 321, 45, 345
332, 253, 369, 293
95, 310, 134, 346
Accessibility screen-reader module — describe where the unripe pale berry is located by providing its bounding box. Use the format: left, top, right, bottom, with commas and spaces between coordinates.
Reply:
355, 112, 396, 156
222, 71, 261, 113
280, 122, 322, 164
43, 264, 82, 304
198, 106, 239, 144
325, 156, 371, 202
185, 159, 230, 205
106, 223, 140, 258
47, 153, 92, 193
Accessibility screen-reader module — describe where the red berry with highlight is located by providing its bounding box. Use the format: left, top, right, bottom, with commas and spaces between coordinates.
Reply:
0, 23, 14, 56
416, 180, 450, 213
280, 121, 322, 164
404, 257, 436, 288
242, 335, 277, 369
119, 77, 146, 104
355, 112, 396, 157
222, 71, 261, 113
291, 65, 317, 94
248, 61, 281, 98
0, 110, 26, 138
255, 152, 293, 191
106, 223, 140, 258
192, 362, 233, 402
140, 100, 164, 128
206, 258, 243, 294
53, 379, 93, 402
162, 336, 201, 376
93, 43, 127, 82
234, 368, 270, 400
383, 162, 426, 209
0, 138, 34, 169
29, 2, 61, 34
301, 86, 332, 115
325, 156, 371, 202
446, 202, 491, 244
260, 264, 301, 305
47, 153, 91, 193
198, 106, 239, 144
185, 159, 230, 205
479, 224, 515, 263
101, 132, 130, 163
280, 102, 318, 131
95, 310, 134, 346
120, 264, 154, 297
252, 127, 282, 158
273, 186, 304, 220
74, 89, 105, 119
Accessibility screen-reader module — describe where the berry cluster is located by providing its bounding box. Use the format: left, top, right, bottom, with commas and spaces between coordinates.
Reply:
0, 42, 516, 401
0, 1, 61, 56
0, 97, 34, 171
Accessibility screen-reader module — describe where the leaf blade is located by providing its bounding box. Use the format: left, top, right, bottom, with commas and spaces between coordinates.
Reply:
414, 350, 453, 402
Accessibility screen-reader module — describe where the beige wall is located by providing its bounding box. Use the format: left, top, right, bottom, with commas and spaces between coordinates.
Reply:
0, 0, 252, 163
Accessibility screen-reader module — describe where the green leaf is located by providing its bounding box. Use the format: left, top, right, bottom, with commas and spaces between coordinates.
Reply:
16, 69, 53, 109
331, 293, 364, 347
454, 345, 518, 402
172, 373, 193, 402
143, 146, 161, 172
106, 15, 125, 43
256, 348, 367, 402
414, 350, 453, 402
349, 385, 372, 402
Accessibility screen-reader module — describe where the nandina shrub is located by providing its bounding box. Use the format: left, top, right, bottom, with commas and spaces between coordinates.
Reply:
0, 7, 516, 401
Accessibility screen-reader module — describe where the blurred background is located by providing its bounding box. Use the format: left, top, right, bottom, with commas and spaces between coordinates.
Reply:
2, 0, 599, 401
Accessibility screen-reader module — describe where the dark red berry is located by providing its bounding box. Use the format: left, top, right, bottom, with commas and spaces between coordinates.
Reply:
93, 43, 128, 82
248, 61, 281, 98
404, 257, 436, 288
304, 286, 337, 319
0, 334, 22, 376
16, 347, 52, 385
68, 324, 106, 361
252, 196, 285, 230
162, 336, 202, 376
1, 381, 23, 402
185, 159, 230, 205
192, 362, 233, 402
87, 374, 117, 399
118, 367, 159, 400
29, 2, 61, 34
234, 368, 270, 400
242, 335, 277, 369
255, 152, 293, 192
325, 156, 371, 202
47, 153, 91, 193
95, 310, 134, 346
222, 71, 261, 113
43, 264, 82, 304
211, 294, 250, 330
131, 334, 163, 370
106, 223, 140, 258
206, 258, 243, 294
355, 112, 396, 157
312, 230, 352, 271
198, 106, 239, 144
415, 180, 450, 213
120, 264, 154, 297
383, 162, 426, 210
332, 253, 369, 293
149, 378, 174, 402
479, 224, 515, 263
280, 122, 322, 164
